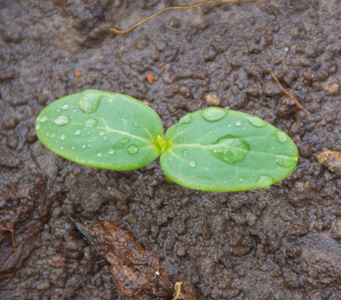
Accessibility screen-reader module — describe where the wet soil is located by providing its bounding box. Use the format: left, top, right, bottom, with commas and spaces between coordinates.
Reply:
1, 0, 341, 299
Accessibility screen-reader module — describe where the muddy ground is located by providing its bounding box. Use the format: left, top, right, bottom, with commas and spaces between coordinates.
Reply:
1, 0, 341, 299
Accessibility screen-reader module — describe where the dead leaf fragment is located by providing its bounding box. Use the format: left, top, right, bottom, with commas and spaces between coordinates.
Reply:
76, 221, 174, 298
317, 150, 341, 178
145, 73, 155, 85
173, 281, 183, 300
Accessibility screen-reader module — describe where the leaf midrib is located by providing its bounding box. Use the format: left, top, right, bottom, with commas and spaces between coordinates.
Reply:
166, 143, 297, 158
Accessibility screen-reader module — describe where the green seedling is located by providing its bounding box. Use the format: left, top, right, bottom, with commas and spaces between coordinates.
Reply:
35, 89, 298, 192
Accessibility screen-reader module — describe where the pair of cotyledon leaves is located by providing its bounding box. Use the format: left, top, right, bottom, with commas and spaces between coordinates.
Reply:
35, 89, 298, 192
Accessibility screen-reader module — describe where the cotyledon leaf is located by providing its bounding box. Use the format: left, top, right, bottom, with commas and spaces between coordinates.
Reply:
161, 107, 298, 192
35, 89, 164, 170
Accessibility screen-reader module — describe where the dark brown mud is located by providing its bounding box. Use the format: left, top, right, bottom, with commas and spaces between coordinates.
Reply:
1, 0, 341, 299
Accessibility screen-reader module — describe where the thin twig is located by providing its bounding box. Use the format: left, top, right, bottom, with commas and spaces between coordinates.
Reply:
110, 0, 263, 35
270, 71, 310, 115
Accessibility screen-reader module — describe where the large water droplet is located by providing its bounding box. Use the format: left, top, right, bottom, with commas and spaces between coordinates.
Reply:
75, 130, 81, 135
209, 135, 250, 165
276, 131, 288, 143
61, 134, 66, 140
127, 145, 139, 154
201, 107, 228, 122
120, 138, 129, 144
235, 120, 241, 127
78, 91, 103, 114
246, 116, 266, 127
256, 175, 273, 187
35, 124, 40, 130
54, 115, 70, 126
62, 104, 69, 110
275, 155, 296, 168
85, 118, 97, 127
189, 160, 196, 167
40, 116, 49, 123
179, 114, 192, 125
108, 148, 115, 154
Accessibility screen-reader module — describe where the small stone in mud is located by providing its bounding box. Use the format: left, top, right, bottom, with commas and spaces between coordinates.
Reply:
205, 94, 221, 106
317, 150, 341, 178
322, 77, 339, 94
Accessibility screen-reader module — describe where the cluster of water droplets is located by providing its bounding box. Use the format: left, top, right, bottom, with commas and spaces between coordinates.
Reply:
36, 92, 143, 158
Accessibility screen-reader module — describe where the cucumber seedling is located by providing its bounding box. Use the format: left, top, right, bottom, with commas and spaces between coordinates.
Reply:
35, 89, 298, 192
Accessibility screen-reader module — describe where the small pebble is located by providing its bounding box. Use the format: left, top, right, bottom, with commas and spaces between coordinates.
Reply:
317, 150, 341, 178
74, 71, 83, 78
205, 94, 221, 106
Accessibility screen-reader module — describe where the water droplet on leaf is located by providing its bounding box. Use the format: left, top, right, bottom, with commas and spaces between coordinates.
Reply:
103, 136, 108, 141
275, 155, 296, 168
133, 121, 139, 128
78, 91, 102, 114
98, 153, 102, 157
97, 130, 105, 136
256, 175, 273, 187
54, 115, 70, 126
120, 138, 129, 144
61, 134, 66, 140
201, 107, 228, 122
179, 114, 192, 125
235, 120, 241, 126
276, 131, 287, 143
40, 116, 49, 123
108, 148, 115, 154
35, 124, 40, 130
82, 145, 86, 149
189, 160, 196, 167
62, 104, 69, 110
209, 135, 250, 165
75, 130, 81, 135
85, 118, 98, 127
127, 145, 139, 154
51, 133, 56, 138
246, 116, 266, 127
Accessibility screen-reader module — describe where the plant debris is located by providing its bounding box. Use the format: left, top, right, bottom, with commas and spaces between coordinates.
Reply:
145, 73, 155, 85
110, 0, 263, 35
270, 71, 310, 115
317, 150, 341, 178
74, 220, 174, 298
0, 178, 51, 274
